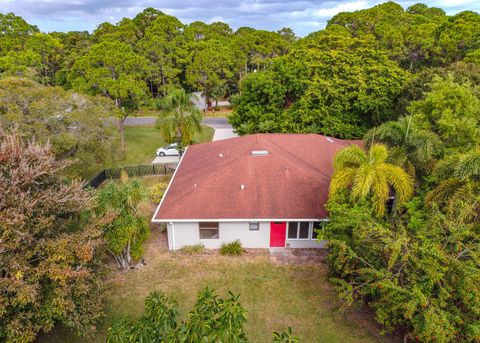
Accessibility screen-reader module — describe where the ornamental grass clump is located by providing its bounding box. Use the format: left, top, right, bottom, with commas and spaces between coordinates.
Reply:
220, 240, 243, 255
182, 244, 205, 255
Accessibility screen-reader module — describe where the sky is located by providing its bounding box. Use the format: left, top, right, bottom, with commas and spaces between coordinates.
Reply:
1, 0, 480, 37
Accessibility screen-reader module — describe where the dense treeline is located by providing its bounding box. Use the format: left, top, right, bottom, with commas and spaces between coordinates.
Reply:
231, 2, 480, 138
0, 9, 294, 107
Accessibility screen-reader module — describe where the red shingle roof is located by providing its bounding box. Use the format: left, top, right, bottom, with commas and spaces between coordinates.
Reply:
153, 134, 360, 221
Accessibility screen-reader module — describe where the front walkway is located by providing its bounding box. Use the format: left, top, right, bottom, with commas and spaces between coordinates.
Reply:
269, 248, 328, 264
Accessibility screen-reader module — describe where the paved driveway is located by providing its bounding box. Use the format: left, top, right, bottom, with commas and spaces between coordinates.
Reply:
151, 155, 181, 165
202, 117, 238, 141
124, 117, 156, 126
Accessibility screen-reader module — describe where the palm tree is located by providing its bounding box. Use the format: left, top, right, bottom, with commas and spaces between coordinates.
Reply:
426, 149, 480, 209
329, 144, 414, 217
364, 116, 442, 176
156, 88, 202, 150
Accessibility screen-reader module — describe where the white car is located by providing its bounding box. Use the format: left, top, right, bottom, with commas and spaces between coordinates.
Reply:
156, 143, 180, 157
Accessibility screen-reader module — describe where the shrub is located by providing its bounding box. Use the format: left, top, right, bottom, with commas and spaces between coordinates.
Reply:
220, 240, 243, 255
107, 288, 297, 342
149, 182, 168, 204
182, 244, 204, 255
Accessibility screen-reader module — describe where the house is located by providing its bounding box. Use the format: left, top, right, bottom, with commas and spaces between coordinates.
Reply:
151, 134, 359, 251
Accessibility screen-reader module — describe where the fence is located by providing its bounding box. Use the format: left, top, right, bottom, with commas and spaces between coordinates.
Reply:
85, 163, 178, 189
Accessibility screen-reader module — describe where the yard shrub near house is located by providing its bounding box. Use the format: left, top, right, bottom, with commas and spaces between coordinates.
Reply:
182, 243, 205, 255
220, 240, 243, 255
95, 179, 150, 269
324, 190, 480, 343
148, 182, 168, 204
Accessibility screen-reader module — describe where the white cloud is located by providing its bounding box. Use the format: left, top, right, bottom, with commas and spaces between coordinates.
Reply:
314, 1, 369, 18
1, 0, 479, 37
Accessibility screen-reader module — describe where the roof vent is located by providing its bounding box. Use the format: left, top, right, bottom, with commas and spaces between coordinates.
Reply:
251, 150, 268, 156
219, 153, 223, 157
240, 184, 245, 190
326, 137, 334, 143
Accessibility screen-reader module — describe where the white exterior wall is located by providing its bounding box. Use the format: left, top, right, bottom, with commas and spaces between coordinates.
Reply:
168, 221, 270, 250
286, 239, 327, 248
166, 221, 327, 250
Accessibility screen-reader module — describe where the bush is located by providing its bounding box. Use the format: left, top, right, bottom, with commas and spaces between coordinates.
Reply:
182, 244, 204, 255
220, 240, 243, 255
107, 288, 297, 342
149, 182, 168, 203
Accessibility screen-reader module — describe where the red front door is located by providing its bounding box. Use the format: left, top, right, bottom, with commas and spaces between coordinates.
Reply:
270, 222, 286, 247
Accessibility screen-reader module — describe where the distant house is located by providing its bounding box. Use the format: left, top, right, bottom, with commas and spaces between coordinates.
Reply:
151, 134, 359, 250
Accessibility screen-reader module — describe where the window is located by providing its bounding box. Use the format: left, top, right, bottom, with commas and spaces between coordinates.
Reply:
287, 221, 326, 240
312, 222, 325, 239
288, 222, 298, 238
199, 222, 219, 239
249, 222, 259, 231
299, 222, 309, 238
287, 222, 309, 240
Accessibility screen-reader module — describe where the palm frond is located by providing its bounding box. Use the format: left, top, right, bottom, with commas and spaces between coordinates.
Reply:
351, 164, 375, 199
380, 164, 414, 204
369, 144, 388, 165
329, 167, 356, 196
333, 145, 366, 171
371, 170, 389, 216
425, 178, 463, 206
455, 149, 480, 180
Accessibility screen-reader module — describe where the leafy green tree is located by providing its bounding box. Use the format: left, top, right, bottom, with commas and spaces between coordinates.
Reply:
435, 11, 480, 65
395, 61, 480, 115
186, 40, 242, 109
0, 128, 106, 343
0, 77, 119, 178
106, 288, 296, 342
0, 49, 39, 77
329, 144, 414, 216
70, 40, 149, 149
324, 190, 480, 343
328, 2, 446, 71
231, 27, 409, 138
0, 12, 39, 52
408, 75, 480, 150
156, 87, 202, 148
137, 13, 186, 96
95, 178, 149, 269
25, 33, 64, 85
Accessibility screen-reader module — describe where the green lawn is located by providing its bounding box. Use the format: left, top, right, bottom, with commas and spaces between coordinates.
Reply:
39, 230, 397, 343
122, 125, 214, 165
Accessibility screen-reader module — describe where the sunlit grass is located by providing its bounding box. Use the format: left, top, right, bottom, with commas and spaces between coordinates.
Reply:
122, 125, 214, 165
39, 230, 397, 343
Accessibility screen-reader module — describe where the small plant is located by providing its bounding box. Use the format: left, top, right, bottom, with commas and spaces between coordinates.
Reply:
149, 182, 168, 203
273, 327, 299, 342
220, 240, 243, 256
182, 244, 204, 255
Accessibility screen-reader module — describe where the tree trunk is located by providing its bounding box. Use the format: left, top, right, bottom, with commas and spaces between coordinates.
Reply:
115, 97, 126, 151
118, 118, 125, 151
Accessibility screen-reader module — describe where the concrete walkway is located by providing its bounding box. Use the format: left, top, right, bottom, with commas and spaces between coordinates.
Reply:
202, 117, 238, 141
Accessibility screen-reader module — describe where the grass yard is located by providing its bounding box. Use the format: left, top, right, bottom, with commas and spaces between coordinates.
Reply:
39, 229, 398, 343
122, 125, 214, 165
